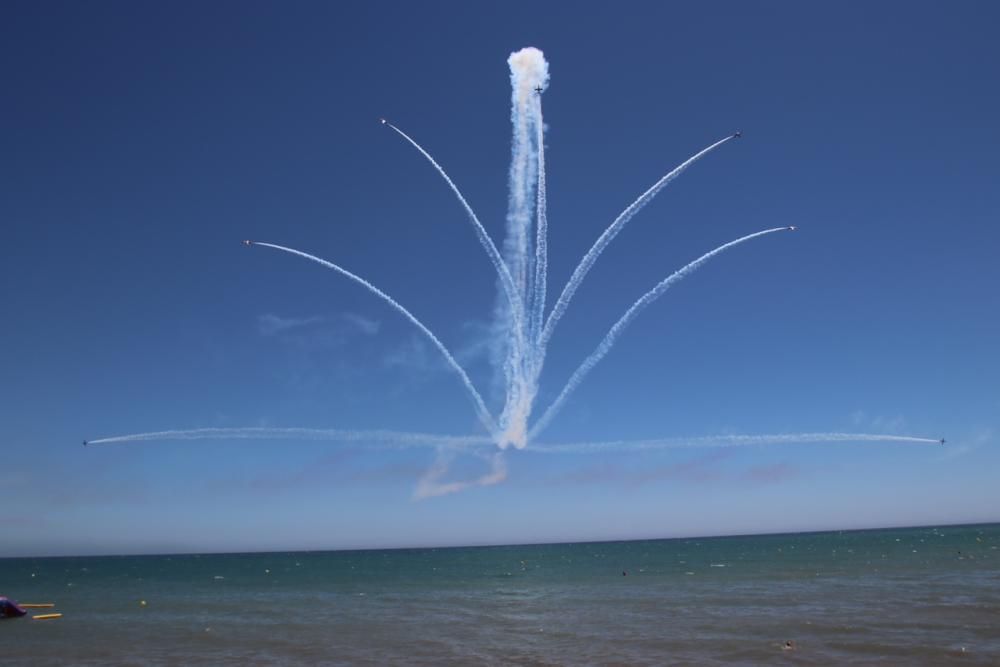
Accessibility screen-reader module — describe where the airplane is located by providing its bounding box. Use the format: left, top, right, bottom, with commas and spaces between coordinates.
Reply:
940, 438, 946, 445
534, 85, 543, 94
83, 440, 88, 447
733, 131, 743, 138
242, 239, 253, 247
787, 226, 797, 231
379, 118, 388, 125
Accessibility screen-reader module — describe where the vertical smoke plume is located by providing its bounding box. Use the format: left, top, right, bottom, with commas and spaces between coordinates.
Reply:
494, 47, 549, 450
531, 93, 549, 348
504, 47, 548, 297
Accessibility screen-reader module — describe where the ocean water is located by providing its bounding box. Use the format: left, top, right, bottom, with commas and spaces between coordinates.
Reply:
2, 524, 999, 665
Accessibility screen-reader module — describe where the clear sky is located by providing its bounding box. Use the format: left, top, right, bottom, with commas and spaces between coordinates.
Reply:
2, 1, 998, 557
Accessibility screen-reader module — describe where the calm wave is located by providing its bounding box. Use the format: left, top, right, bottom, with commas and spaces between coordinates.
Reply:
3, 524, 999, 665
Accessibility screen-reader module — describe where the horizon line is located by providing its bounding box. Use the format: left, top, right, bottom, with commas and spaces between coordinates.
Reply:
4, 519, 996, 560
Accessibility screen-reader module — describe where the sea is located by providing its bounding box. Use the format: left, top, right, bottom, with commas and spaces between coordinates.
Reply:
2, 523, 999, 665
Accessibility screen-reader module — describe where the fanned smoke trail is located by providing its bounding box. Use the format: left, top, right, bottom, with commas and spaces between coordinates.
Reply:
251, 242, 498, 437
380, 119, 521, 326
526, 433, 943, 454
85, 427, 491, 449
529, 227, 793, 440
539, 134, 738, 351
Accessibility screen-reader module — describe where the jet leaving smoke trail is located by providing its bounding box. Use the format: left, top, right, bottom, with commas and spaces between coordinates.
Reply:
86, 427, 491, 449
252, 242, 499, 437
539, 134, 738, 351
381, 120, 521, 326
505, 48, 548, 299
530, 227, 792, 440
526, 433, 943, 454
86, 428, 939, 452
86, 427, 503, 499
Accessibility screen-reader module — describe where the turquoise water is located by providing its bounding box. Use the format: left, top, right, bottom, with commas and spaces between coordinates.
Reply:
3, 524, 999, 665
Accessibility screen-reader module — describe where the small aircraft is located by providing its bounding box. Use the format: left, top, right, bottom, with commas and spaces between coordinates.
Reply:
534, 85, 543, 94
733, 131, 742, 138
379, 118, 388, 125
940, 438, 946, 445
242, 239, 253, 247
787, 226, 797, 231
82, 440, 88, 447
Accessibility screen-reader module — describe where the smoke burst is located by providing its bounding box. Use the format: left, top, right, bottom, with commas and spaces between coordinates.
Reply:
89, 48, 941, 495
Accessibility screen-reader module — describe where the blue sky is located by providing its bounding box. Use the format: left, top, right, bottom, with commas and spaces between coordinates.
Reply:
2, 1, 998, 556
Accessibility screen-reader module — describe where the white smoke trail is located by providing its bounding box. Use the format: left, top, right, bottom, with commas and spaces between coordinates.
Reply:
539, 134, 738, 351
86, 426, 503, 501
85, 428, 940, 452
493, 48, 549, 451
531, 91, 549, 348
382, 116, 533, 451
526, 432, 943, 454
85, 427, 491, 449
414, 449, 507, 499
252, 242, 499, 437
505, 48, 548, 298
529, 227, 792, 440
381, 120, 521, 326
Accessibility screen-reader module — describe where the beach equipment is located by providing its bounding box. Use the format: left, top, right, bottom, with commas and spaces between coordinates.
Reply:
0, 597, 27, 618
1, 598, 60, 620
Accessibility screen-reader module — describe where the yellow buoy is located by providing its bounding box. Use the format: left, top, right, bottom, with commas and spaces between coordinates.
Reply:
32, 613, 63, 620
